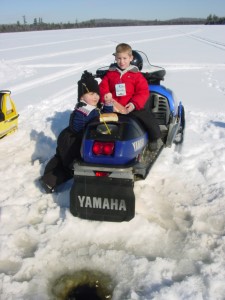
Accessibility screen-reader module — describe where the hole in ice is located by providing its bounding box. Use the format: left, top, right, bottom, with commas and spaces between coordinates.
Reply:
51, 270, 113, 300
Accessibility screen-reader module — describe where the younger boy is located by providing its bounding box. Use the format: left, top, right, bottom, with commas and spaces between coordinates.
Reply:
99, 43, 161, 150
40, 75, 113, 193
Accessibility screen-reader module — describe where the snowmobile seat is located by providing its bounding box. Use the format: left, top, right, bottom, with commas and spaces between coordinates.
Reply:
142, 69, 166, 84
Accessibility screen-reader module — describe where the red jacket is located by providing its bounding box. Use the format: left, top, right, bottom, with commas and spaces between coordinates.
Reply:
99, 65, 149, 110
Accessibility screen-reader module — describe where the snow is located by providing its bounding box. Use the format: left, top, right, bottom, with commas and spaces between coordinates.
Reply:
0, 25, 225, 299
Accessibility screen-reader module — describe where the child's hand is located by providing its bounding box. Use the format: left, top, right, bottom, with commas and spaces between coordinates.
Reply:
125, 103, 135, 113
104, 93, 113, 104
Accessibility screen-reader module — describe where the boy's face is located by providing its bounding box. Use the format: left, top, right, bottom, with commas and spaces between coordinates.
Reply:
82, 92, 100, 106
115, 52, 133, 70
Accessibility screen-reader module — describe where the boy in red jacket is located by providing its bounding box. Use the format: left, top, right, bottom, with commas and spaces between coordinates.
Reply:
99, 43, 161, 150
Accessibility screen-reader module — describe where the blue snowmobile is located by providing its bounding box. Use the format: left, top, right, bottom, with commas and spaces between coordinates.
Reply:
70, 51, 185, 222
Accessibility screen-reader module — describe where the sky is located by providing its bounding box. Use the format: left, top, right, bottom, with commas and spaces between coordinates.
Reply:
0, 0, 225, 24
0, 25, 225, 299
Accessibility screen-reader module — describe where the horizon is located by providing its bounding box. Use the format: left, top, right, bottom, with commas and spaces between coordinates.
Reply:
0, 16, 209, 27
0, 0, 225, 25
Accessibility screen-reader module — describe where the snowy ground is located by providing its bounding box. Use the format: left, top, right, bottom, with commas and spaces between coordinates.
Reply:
0, 25, 225, 299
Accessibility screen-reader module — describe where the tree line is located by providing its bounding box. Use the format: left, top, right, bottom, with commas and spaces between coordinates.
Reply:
205, 14, 225, 24
0, 15, 224, 33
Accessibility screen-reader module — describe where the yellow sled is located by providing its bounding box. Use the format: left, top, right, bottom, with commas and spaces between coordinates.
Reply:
0, 90, 19, 139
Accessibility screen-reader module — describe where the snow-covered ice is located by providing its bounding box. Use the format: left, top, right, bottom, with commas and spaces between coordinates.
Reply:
0, 25, 225, 299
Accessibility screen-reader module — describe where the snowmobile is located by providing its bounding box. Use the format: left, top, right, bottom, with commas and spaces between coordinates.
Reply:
70, 51, 185, 222
0, 90, 19, 139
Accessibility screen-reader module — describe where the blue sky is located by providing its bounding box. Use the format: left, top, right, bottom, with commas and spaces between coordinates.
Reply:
0, 0, 224, 24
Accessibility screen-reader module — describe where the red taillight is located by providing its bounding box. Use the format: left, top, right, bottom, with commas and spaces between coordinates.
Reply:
95, 171, 111, 177
92, 141, 114, 156
103, 143, 114, 155
92, 142, 102, 155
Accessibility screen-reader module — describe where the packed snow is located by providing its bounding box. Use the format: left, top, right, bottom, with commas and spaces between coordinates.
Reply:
0, 25, 225, 299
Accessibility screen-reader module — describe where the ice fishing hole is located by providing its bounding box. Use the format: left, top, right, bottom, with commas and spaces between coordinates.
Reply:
51, 270, 113, 300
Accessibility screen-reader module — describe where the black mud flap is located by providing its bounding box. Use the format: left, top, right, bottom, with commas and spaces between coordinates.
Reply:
70, 176, 135, 222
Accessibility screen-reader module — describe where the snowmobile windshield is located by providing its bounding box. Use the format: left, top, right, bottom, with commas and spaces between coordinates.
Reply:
136, 50, 166, 75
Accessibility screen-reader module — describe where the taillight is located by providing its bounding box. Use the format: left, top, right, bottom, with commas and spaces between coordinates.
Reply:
92, 141, 115, 156
94, 171, 111, 177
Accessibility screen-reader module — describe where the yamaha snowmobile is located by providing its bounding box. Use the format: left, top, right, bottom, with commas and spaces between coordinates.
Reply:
70, 51, 185, 222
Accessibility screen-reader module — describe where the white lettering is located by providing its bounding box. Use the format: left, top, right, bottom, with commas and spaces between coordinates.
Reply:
132, 138, 145, 151
119, 200, 126, 211
102, 198, 110, 209
111, 199, 118, 210
78, 196, 127, 211
85, 196, 92, 208
78, 196, 85, 207
93, 197, 102, 208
